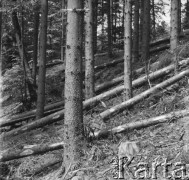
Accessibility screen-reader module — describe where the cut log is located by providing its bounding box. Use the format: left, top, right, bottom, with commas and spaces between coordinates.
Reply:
2, 59, 189, 130
0, 142, 64, 162
99, 68, 189, 121
92, 109, 189, 139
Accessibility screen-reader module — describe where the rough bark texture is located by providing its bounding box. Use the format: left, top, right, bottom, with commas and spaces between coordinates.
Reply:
124, 0, 132, 101
139, 0, 144, 43
85, 0, 95, 99
93, 110, 189, 139
63, 0, 84, 168
99, 69, 189, 121
0, 142, 64, 162
36, 0, 48, 119
132, 0, 139, 63
141, 0, 150, 62
32, 4, 40, 86
170, 0, 179, 73
107, 0, 113, 57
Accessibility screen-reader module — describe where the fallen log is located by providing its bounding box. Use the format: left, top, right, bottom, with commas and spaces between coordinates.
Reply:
99, 68, 189, 121
4, 60, 160, 126
0, 142, 64, 162
2, 59, 189, 130
92, 109, 189, 139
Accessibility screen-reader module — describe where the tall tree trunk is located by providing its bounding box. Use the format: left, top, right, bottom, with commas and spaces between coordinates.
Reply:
64, 0, 84, 170
12, 9, 37, 103
132, 0, 139, 63
93, 0, 98, 54
124, 0, 132, 101
61, 0, 67, 63
0, 1, 2, 76
32, 4, 40, 87
107, 0, 113, 57
152, 0, 156, 34
178, 0, 182, 34
101, 0, 105, 40
139, 0, 144, 44
141, 0, 150, 62
170, 0, 179, 73
85, 0, 95, 99
36, 0, 48, 119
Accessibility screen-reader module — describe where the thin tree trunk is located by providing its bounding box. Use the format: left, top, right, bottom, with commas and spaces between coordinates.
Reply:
178, 0, 182, 34
85, 0, 95, 99
36, 0, 48, 119
132, 0, 139, 63
93, 110, 189, 139
61, 0, 67, 63
107, 0, 113, 57
12, 9, 37, 102
93, 0, 98, 54
141, 0, 150, 62
170, 0, 179, 73
152, 0, 156, 34
124, 0, 132, 100
0, 1, 2, 76
64, 0, 84, 169
32, 4, 40, 87
139, 0, 144, 44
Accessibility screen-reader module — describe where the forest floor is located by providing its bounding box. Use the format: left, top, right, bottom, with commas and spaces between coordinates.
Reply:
1, 42, 189, 180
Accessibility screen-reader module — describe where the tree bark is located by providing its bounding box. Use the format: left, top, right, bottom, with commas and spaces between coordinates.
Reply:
170, 0, 179, 73
61, 0, 67, 63
139, 0, 144, 44
132, 0, 139, 63
99, 69, 189, 121
0, 0, 2, 76
141, 0, 150, 62
63, 0, 84, 168
85, 0, 95, 99
93, 0, 98, 54
36, 0, 48, 119
0, 142, 64, 162
178, 0, 182, 34
124, 0, 132, 100
107, 0, 113, 57
32, 3, 40, 87
152, 0, 156, 34
93, 110, 189, 139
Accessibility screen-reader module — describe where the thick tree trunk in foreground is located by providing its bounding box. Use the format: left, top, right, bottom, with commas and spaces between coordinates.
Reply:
124, 0, 132, 101
85, 0, 95, 99
99, 69, 189, 121
141, 0, 150, 62
0, 1, 2, 75
93, 110, 189, 138
132, 0, 139, 63
32, 4, 40, 86
63, 0, 84, 168
170, 0, 179, 73
36, 0, 48, 119
0, 142, 64, 162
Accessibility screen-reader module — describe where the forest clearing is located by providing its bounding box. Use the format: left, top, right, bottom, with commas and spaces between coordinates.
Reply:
0, 0, 189, 180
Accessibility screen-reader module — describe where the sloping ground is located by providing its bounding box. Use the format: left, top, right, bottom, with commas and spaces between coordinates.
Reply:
0, 70, 188, 180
